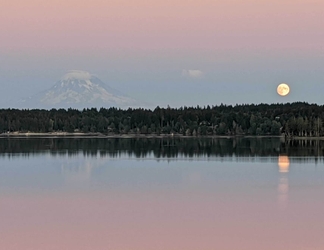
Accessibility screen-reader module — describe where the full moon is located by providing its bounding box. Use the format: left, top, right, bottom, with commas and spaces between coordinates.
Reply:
277, 83, 290, 96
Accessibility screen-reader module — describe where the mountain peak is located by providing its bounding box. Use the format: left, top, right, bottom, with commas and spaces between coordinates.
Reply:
19, 70, 145, 109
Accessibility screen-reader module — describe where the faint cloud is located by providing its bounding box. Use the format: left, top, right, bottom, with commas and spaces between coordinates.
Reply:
182, 69, 204, 79
62, 70, 92, 81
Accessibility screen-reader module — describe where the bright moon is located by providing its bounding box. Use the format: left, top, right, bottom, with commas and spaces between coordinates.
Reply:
277, 83, 290, 96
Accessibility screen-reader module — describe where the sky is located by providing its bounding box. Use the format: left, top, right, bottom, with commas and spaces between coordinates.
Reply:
1, 0, 324, 108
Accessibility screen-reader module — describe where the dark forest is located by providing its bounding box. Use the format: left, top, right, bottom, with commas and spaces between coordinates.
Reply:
1, 102, 324, 137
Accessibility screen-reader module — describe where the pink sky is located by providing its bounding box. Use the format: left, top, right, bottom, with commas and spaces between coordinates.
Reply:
1, 0, 324, 106
1, 0, 324, 52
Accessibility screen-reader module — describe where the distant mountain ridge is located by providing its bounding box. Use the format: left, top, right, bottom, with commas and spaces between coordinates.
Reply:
20, 70, 141, 109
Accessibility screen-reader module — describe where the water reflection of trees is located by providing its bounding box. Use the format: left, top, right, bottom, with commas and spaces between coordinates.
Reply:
0, 137, 324, 163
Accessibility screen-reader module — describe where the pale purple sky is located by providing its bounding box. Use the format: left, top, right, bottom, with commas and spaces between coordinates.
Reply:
1, 0, 324, 107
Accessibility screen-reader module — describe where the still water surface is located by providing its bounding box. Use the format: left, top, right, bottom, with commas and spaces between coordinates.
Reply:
0, 138, 324, 250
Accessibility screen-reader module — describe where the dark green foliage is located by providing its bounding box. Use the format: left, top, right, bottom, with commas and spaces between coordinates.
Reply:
0, 102, 323, 136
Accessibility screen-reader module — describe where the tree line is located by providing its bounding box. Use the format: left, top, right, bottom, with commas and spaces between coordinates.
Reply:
1, 102, 324, 137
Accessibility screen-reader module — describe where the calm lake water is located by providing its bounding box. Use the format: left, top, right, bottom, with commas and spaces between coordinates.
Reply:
0, 137, 324, 250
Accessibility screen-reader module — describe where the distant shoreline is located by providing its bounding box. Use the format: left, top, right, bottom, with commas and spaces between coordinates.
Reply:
1, 132, 324, 140
2, 103, 324, 139
0, 132, 274, 139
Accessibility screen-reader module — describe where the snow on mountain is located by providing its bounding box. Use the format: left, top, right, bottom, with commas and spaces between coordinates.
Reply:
20, 70, 141, 109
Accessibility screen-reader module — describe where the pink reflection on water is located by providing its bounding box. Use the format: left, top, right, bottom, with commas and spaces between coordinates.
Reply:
278, 155, 290, 210
1, 188, 324, 250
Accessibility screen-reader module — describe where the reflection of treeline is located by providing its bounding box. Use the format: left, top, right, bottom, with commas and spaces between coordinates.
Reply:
1, 138, 324, 160
1, 102, 324, 136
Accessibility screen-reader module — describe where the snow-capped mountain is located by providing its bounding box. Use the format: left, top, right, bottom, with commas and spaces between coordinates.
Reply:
21, 70, 141, 109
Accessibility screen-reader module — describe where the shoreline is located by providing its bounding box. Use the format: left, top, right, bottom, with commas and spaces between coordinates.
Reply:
1, 132, 324, 140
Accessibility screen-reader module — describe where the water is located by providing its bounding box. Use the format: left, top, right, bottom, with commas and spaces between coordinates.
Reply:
0, 137, 324, 250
